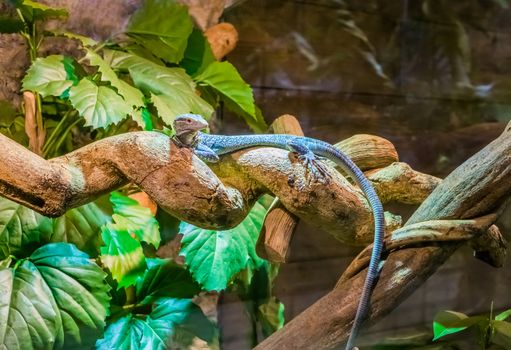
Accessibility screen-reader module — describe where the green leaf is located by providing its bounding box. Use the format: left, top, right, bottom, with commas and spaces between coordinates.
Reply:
16, 0, 68, 22
179, 200, 269, 291
496, 309, 511, 321
96, 298, 215, 350
50, 30, 98, 47
22, 55, 76, 98
69, 78, 132, 129
136, 258, 200, 305
0, 243, 110, 349
126, 0, 193, 63
85, 50, 146, 128
258, 297, 285, 336
0, 256, 12, 268
107, 50, 213, 124
0, 16, 24, 33
195, 61, 256, 119
110, 192, 160, 248
0, 197, 52, 259
432, 310, 485, 341
493, 320, 511, 348
181, 28, 216, 76
100, 221, 146, 288
51, 203, 109, 256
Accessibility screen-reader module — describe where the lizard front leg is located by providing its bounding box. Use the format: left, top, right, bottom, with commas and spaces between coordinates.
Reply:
194, 143, 220, 163
286, 139, 331, 182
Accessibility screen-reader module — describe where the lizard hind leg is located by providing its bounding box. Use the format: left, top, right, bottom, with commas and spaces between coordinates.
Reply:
286, 139, 331, 183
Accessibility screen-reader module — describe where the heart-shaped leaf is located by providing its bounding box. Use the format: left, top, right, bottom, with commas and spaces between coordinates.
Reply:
22, 55, 76, 98
69, 78, 132, 129
107, 50, 213, 125
100, 221, 146, 289
96, 298, 215, 350
85, 51, 148, 129
179, 199, 269, 291
0, 197, 52, 259
195, 61, 256, 119
0, 243, 110, 349
110, 192, 160, 248
433, 310, 486, 341
136, 258, 200, 305
126, 0, 193, 63
51, 203, 109, 256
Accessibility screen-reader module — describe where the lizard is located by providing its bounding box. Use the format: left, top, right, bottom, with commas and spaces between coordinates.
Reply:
172, 113, 384, 350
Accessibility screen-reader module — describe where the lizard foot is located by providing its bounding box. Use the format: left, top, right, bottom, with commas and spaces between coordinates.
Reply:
295, 152, 331, 184
286, 139, 331, 184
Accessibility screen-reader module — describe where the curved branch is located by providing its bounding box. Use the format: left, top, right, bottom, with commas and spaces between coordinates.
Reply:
0, 132, 248, 228
368, 162, 441, 204
0, 130, 395, 243
255, 122, 511, 350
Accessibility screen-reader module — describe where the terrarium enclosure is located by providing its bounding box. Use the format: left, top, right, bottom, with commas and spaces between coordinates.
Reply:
0, 1, 510, 350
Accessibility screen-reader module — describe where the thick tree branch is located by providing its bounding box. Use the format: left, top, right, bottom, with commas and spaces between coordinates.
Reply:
255, 122, 511, 350
0, 128, 401, 244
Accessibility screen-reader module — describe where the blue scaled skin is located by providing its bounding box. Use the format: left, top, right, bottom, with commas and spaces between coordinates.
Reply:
173, 114, 384, 350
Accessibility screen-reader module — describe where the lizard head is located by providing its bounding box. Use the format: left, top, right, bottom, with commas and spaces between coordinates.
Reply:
173, 114, 209, 136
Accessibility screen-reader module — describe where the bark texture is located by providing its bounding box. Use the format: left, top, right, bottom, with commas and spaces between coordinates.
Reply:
254, 121, 511, 350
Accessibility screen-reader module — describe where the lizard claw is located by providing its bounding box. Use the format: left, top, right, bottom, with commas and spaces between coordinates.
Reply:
295, 152, 331, 184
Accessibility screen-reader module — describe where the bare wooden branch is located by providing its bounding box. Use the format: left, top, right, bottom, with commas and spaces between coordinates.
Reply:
470, 224, 507, 268
333, 134, 399, 171
0, 131, 248, 228
0, 130, 397, 245
256, 114, 304, 262
257, 198, 299, 263
255, 122, 511, 350
367, 162, 442, 204
339, 214, 497, 283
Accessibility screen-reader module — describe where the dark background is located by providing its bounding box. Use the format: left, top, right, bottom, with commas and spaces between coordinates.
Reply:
218, 1, 511, 349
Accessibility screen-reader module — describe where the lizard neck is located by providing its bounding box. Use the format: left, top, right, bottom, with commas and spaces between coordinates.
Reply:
174, 131, 199, 148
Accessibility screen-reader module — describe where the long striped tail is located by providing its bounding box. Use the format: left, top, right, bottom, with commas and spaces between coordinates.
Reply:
320, 146, 385, 350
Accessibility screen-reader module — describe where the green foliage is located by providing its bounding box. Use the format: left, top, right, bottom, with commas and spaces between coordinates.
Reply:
126, 0, 193, 64
110, 192, 160, 248
0, 197, 53, 259
108, 50, 214, 124
433, 310, 485, 340
50, 203, 109, 256
0, 243, 110, 349
22, 55, 77, 98
98, 191, 164, 289
0, 102, 27, 145
135, 258, 201, 304
258, 296, 285, 336
69, 78, 133, 129
1, 0, 271, 348
12, 0, 68, 22
100, 221, 146, 289
13, 0, 263, 137
97, 298, 214, 350
50, 30, 98, 47
195, 61, 258, 121
433, 305, 511, 349
97, 259, 214, 350
0, 16, 24, 33
100, 191, 162, 289
181, 28, 216, 76
85, 50, 148, 128
232, 257, 284, 340
179, 199, 269, 291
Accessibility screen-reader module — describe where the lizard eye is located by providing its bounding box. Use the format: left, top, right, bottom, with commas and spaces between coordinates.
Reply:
186, 119, 191, 123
